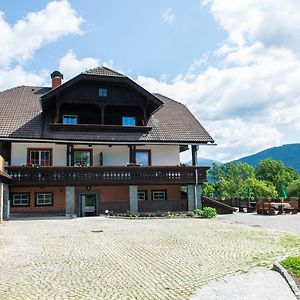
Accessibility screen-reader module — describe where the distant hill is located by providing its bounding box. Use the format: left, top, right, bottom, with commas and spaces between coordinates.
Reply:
232, 143, 300, 173
187, 157, 223, 168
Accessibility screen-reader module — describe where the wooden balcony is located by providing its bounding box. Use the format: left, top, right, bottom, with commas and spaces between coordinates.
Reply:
6, 166, 208, 187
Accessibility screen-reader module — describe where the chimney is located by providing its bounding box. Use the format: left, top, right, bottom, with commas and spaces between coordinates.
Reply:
51, 71, 63, 89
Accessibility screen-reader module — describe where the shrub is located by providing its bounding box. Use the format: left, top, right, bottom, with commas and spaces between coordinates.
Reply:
202, 207, 217, 218
193, 209, 202, 216
281, 256, 300, 277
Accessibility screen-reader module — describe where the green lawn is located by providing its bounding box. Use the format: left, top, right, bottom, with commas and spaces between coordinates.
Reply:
282, 256, 300, 277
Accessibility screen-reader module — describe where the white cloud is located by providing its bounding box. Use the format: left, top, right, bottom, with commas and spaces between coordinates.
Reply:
203, 0, 300, 50
0, 66, 48, 91
162, 8, 176, 24
58, 50, 100, 80
138, 0, 300, 162
0, 0, 84, 91
0, 0, 83, 66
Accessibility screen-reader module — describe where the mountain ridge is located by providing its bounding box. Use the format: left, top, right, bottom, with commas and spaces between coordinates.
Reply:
231, 143, 300, 173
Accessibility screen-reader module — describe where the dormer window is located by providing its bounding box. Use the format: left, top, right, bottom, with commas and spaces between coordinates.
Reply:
122, 116, 136, 126
99, 88, 107, 97
63, 115, 77, 125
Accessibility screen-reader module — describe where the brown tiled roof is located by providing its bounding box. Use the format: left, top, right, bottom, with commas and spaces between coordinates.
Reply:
0, 86, 214, 144
83, 66, 125, 77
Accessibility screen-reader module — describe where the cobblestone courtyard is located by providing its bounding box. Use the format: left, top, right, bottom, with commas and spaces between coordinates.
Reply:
0, 217, 300, 299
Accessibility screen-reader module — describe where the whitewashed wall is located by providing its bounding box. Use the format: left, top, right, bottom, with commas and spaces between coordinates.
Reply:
11, 143, 180, 166
11, 143, 67, 166
137, 145, 180, 166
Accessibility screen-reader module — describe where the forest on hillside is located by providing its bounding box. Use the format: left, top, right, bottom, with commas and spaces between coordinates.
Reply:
202, 158, 300, 200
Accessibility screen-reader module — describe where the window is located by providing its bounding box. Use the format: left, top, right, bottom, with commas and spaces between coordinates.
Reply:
73, 149, 92, 166
122, 116, 136, 126
152, 190, 166, 201
63, 115, 78, 125
36, 193, 53, 206
12, 193, 29, 206
99, 88, 108, 97
138, 190, 147, 201
28, 149, 52, 166
135, 150, 151, 166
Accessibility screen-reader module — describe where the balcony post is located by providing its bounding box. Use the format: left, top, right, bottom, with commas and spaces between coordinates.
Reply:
129, 145, 136, 164
66, 144, 74, 166
129, 185, 138, 214
65, 186, 75, 217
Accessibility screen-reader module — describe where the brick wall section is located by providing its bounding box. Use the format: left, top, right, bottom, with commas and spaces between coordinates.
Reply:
76, 186, 129, 203
137, 185, 186, 212
10, 187, 65, 214
10, 184, 185, 215
76, 186, 130, 213
138, 185, 181, 201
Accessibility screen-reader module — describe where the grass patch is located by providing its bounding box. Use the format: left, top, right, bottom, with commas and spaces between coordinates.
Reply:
281, 256, 300, 277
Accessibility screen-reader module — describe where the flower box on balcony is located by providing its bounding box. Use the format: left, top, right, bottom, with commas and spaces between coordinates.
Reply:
126, 163, 141, 167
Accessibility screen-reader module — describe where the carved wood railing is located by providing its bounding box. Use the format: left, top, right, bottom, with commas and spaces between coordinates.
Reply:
6, 166, 208, 187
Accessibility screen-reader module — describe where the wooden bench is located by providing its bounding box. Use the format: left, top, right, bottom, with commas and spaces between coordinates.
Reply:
282, 200, 298, 214
256, 201, 278, 215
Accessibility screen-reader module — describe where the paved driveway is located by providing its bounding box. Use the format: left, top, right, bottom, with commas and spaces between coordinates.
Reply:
219, 212, 300, 235
0, 217, 299, 299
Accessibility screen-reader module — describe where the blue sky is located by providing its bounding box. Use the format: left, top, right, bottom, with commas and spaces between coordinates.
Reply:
1, 0, 225, 79
1, 0, 300, 163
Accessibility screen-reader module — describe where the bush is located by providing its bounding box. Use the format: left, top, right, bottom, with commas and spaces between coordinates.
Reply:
193, 209, 202, 216
281, 256, 300, 277
202, 207, 217, 218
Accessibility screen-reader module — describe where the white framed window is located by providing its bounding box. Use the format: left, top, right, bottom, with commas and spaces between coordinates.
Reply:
152, 190, 166, 201
63, 115, 78, 125
138, 191, 147, 201
36, 193, 53, 206
99, 88, 108, 97
122, 116, 136, 126
28, 149, 52, 166
12, 194, 29, 206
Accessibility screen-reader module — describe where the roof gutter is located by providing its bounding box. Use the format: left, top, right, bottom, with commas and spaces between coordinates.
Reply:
0, 137, 216, 146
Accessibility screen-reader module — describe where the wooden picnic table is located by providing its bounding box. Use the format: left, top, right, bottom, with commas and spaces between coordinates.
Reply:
270, 202, 291, 214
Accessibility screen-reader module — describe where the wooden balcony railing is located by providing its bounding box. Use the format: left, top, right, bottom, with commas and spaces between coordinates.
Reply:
6, 166, 208, 187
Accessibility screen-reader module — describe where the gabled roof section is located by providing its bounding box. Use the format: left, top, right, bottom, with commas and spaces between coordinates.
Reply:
83, 66, 125, 77
0, 86, 215, 144
40, 66, 163, 111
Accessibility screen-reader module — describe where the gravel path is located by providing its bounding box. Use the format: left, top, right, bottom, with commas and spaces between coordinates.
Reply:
0, 217, 299, 299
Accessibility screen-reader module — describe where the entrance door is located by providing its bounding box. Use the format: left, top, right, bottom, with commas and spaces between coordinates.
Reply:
80, 194, 97, 217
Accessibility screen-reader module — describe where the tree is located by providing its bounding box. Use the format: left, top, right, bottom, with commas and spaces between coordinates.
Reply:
287, 179, 300, 197
255, 158, 299, 191
202, 182, 215, 198
209, 162, 254, 182
208, 162, 255, 199
243, 177, 277, 199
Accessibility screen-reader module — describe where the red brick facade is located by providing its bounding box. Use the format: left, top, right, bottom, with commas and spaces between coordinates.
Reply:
10, 184, 185, 215
10, 186, 66, 215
